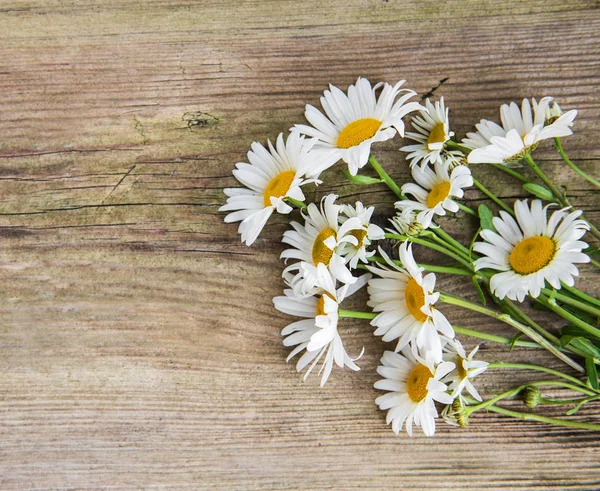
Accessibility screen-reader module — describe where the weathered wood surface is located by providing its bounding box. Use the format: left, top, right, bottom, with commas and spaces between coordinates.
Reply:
1, 1, 599, 489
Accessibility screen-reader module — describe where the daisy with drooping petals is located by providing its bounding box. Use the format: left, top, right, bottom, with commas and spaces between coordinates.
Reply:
274, 265, 370, 386
374, 348, 455, 436
338, 201, 385, 269
473, 199, 590, 301
220, 132, 319, 246
400, 97, 455, 169
366, 243, 454, 362
293, 77, 422, 176
281, 194, 364, 296
441, 338, 488, 402
462, 97, 577, 165
396, 160, 473, 229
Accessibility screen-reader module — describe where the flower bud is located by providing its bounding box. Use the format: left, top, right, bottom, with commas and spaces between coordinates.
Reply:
545, 100, 563, 125
524, 385, 542, 408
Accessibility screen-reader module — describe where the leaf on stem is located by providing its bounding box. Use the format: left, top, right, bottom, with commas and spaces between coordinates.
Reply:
560, 334, 600, 361
585, 358, 599, 390
523, 183, 554, 201
342, 170, 383, 185
471, 275, 486, 306
478, 204, 496, 232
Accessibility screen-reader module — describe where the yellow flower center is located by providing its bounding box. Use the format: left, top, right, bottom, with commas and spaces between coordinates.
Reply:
315, 292, 336, 316
349, 228, 368, 249
405, 278, 428, 323
263, 170, 296, 207
426, 181, 451, 208
312, 227, 337, 266
509, 236, 556, 275
426, 123, 447, 151
407, 364, 432, 402
337, 118, 381, 149
456, 357, 468, 381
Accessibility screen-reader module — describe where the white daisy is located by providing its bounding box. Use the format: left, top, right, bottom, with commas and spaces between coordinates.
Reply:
366, 243, 454, 362
400, 97, 455, 169
462, 97, 577, 165
374, 348, 455, 436
396, 160, 473, 229
274, 265, 370, 386
386, 208, 423, 238
338, 201, 385, 269
441, 338, 488, 402
220, 132, 318, 246
293, 77, 422, 176
281, 194, 364, 296
473, 199, 590, 301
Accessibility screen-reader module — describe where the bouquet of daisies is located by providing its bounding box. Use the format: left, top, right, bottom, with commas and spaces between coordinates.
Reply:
221, 77, 600, 436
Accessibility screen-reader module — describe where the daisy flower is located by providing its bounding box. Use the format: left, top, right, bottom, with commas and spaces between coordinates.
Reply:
462, 97, 577, 165
338, 201, 385, 269
374, 348, 455, 436
366, 243, 454, 362
473, 199, 590, 301
220, 132, 318, 246
396, 160, 473, 229
281, 194, 364, 296
400, 97, 455, 169
441, 338, 488, 402
274, 265, 370, 386
386, 208, 423, 238
292, 77, 422, 176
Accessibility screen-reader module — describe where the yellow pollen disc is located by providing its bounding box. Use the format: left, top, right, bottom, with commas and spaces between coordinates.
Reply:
426, 181, 451, 208
312, 227, 337, 266
456, 358, 468, 381
263, 170, 296, 207
337, 118, 381, 149
350, 229, 368, 249
509, 236, 556, 275
315, 292, 336, 316
407, 364, 432, 402
426, 123, 447, 151
405, 278, 428, 323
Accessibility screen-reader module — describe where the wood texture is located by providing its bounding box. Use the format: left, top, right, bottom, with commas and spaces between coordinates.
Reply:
1, 1, 599, 489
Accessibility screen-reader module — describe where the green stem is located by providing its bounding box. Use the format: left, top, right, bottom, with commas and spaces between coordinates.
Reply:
537, 293, 600, 340
561, 283, 600, 309
464, 386, 523, 416
555, 137, 600, 188
453, 326, 540, 348
368, 154, 403, 199
438, 292, 585, 373
543, 288, 600, 319
472, 177, 514, 215
487, 362, 591, 390
486, 405, 600, 431
490, 163, 532, 184
458, 202, 477, 216
338, 309, 376, 320
445, 140, 472, 155
284, 197, 307, 210
431, 228, 472, 261
366, 256, 472, 276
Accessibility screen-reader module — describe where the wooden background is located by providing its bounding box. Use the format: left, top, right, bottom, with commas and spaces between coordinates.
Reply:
1, 1, 599, 489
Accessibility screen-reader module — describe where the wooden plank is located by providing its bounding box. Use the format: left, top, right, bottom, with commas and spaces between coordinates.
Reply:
0, 1, 599, 489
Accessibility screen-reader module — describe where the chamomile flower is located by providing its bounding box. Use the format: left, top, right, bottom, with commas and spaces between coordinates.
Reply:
220, 132, 318, 246
366, 243, 454, 362
462, 97, 577, 165
441, 338, 488, 402
338, 202, 385, 269
374, 348, 455, 436
274, 265, 370, 386
396, 160, 473, 229
282, 194, 364, 296
473, 199, 590, 301
386, 208, 423, 238
400, 97, 455, 169
293, 77, 422, 176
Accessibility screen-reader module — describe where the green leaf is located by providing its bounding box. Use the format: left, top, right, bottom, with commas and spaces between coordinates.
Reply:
509, 333, 524, 352
478, 204, 495, 232
523, 183, 554, 201
342, 170, 383, 185
560, 335, 600, 360
471, 275, 486, 306
586, 358, 599, 390
561, 326, 600, 347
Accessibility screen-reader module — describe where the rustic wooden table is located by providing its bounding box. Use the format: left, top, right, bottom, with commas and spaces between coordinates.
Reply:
1, 1, 599, 489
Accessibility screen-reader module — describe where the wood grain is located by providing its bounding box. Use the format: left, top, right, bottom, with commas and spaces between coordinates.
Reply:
1, 1, 599, 489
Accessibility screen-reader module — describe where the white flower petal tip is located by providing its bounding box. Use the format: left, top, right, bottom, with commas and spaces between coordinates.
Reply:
473, 199, 590, 301
294, 77, 421, 176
